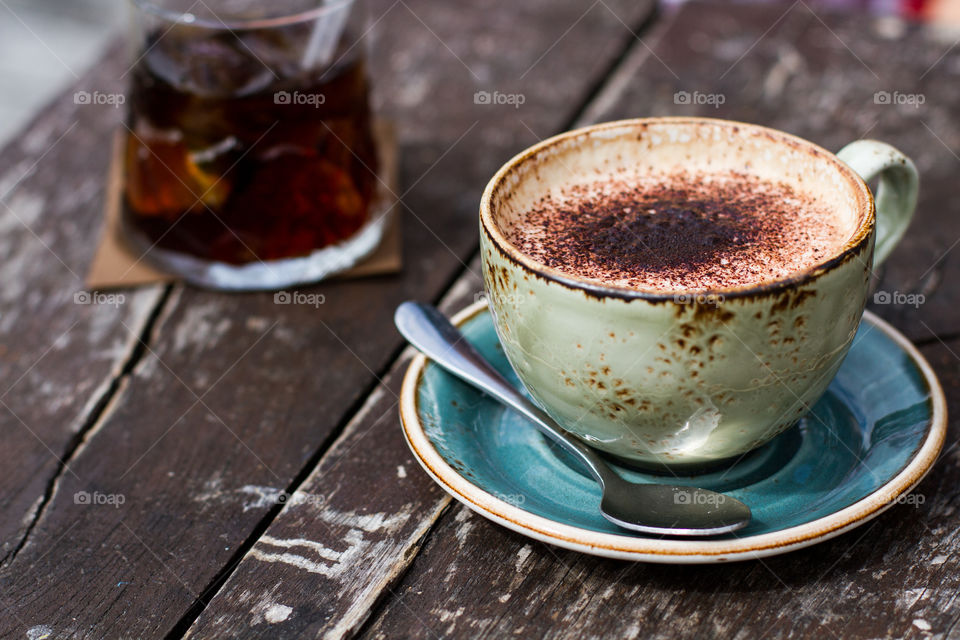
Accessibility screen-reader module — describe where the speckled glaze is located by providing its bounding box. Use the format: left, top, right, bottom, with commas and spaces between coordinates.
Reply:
399, 303, 945, 563
480, 118, 918, 468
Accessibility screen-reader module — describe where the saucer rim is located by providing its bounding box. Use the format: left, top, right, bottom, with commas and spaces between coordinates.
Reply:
399, 301, 947, 563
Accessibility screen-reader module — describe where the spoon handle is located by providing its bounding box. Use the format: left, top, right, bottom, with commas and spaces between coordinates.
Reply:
395, 302, 614, 487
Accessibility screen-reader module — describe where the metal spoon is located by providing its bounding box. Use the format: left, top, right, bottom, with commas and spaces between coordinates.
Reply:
394, 302, 751, 536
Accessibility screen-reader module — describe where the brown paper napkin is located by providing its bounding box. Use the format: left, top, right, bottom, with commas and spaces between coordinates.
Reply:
86, 121, 401, 289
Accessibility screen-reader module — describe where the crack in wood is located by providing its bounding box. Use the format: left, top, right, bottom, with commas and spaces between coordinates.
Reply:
165, 336, 413, 639
0, 285, 174, 568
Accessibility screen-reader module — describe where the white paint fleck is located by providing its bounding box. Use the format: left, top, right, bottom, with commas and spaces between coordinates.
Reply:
0, 160, 33, 196
194, 479, 333, 514
20, 118, 59, 154
246, 316, 269, 331
320, 504, 412, 533
515, 544, 532, 572
0, 191, 44, 231
498, 593, 511, 603
250, 592, 294, 625
437, 607, 465, 622
257, 535, 343, 562
193, 473, 224, 502
249, 505, 413, 578
443, 560, 459, 584
396, 74, 431, 107
913, 619, 932, 631
397, 465, 407, 478
250, 530, 364, 578
263, 603, 293, 623
237, 485, 286, 512
900, 587, 926, 609
27, 625, 54, 640
931, 554, 949, 565
171, 302, 233, 354
453, 508, 475, 547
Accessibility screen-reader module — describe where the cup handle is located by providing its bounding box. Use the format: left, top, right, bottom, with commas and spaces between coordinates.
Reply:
836, 140, 919, 267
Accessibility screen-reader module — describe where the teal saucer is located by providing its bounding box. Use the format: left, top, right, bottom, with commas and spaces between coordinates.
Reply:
400, 301, 946, 563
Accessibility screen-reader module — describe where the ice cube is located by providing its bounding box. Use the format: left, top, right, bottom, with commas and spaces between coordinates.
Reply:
145, 27, 278, 97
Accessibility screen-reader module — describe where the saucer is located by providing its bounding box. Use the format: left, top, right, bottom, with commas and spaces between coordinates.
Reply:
399, 301, 946, 563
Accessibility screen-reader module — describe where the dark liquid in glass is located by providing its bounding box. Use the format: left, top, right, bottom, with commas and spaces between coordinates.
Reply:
123, 27, 378, 264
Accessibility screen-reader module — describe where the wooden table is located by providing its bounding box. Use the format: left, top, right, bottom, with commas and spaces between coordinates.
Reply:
1, 1, 958, 637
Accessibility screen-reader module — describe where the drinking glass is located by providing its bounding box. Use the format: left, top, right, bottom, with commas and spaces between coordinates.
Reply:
123, 0, 383, 290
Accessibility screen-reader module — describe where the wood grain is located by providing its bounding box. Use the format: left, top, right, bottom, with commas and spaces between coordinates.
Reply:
0, 0, 657, 636
0, 42, 166, 564
349, 5, 960, 639
183, 263, 482, 639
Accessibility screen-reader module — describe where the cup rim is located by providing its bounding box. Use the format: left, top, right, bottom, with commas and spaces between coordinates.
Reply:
479, 117, 876, 302
129, 0, 355, 30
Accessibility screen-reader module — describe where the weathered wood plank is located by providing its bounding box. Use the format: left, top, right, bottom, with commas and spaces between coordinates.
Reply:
0, 43, 165, 563
0, 0, 657, 636
349, 5, 960, 639
182, 263, 482, 639
584, 0, 960, 343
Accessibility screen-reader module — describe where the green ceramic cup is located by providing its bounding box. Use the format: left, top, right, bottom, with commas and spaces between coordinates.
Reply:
480, 117, 918, 471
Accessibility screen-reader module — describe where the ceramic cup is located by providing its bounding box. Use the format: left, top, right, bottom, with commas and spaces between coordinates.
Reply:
480, 117, 918, 471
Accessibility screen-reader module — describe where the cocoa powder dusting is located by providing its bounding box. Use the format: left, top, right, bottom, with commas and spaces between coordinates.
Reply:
506, 172, 847, 291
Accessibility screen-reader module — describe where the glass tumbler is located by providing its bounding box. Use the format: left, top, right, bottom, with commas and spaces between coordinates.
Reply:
123, 0, 382, 290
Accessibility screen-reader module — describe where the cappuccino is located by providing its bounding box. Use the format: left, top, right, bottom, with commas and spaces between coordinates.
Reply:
506, 171, 848, 292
